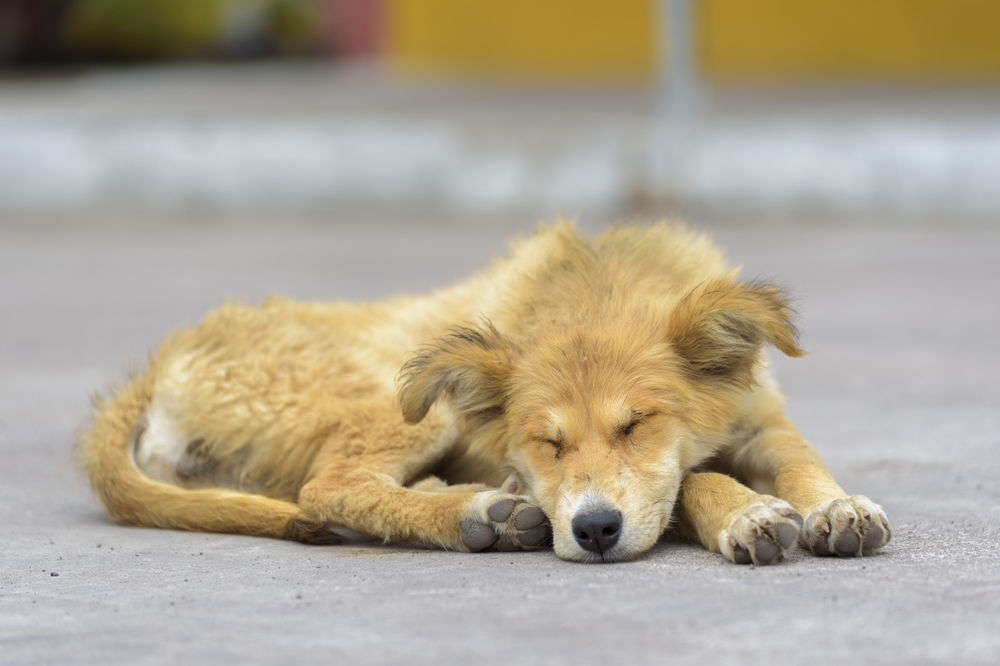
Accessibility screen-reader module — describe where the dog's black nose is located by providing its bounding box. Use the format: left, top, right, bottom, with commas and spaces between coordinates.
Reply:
572, 509, 622, 554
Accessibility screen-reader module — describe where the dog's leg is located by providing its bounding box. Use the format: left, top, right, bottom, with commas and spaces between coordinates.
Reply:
677, 472, 802, 565
727, 414, 892, 557
299, 467, 550, 552
297, 409, 548, 552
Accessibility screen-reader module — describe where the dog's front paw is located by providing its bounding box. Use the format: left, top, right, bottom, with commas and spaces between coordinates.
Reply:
719, 497, 803, 565
460, 492, 551, 553
800, 495, 892, 557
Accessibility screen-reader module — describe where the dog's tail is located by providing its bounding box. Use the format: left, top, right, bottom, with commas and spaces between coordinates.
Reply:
77, 367, 337, 544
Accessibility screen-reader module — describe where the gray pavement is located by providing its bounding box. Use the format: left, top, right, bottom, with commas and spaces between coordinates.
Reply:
2, 218, 999, 665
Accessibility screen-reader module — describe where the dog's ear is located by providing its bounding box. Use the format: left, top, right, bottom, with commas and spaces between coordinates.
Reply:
398, 322, 513, 425
668, 277, 804, 386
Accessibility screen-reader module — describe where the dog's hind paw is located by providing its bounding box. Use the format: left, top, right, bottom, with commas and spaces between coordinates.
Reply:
718, 497, 802, 565
460, 492, 551, 553
284, 519, 346, 545
800, 495, 892, 557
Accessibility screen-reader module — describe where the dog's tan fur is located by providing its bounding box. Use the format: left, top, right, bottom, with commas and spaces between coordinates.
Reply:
78, 222, 891, 563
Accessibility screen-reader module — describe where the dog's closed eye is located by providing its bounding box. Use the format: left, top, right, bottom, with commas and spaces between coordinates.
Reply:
617, 411, 655, 439
534, 437, 563, 459
547, 439, 564, 459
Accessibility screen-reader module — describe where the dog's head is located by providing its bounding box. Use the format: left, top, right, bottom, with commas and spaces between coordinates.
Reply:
398, 277, 803, 562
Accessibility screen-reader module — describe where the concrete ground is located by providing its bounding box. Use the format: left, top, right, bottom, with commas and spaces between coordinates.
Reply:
1, 218, 998, 665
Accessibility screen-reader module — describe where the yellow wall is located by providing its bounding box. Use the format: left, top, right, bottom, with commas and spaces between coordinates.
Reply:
702, 0, 1000, 79
385, 0, 656, 78
385, 0, 1000, 79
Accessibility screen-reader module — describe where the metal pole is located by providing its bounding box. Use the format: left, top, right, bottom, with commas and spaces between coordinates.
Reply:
650, 0, 700, 204
662, 0, 700, 118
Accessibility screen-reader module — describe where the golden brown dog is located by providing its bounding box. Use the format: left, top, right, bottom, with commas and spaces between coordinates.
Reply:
79, 222, 891, 563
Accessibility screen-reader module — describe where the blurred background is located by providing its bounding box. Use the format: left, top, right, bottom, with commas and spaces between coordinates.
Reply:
3, 7, 1000, 664
2, 0, 999, 225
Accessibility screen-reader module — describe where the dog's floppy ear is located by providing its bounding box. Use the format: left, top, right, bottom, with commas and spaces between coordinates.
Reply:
398, 321, 513, 425
668, 277, 804, 386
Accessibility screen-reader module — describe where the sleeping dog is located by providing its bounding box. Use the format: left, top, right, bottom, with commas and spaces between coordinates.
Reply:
79, 222, 891, 563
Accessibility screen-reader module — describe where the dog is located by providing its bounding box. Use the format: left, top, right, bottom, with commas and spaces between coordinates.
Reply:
79, 221, 891, 563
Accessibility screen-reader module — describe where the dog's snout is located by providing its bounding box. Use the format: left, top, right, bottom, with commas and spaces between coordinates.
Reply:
572, 508, 622, 554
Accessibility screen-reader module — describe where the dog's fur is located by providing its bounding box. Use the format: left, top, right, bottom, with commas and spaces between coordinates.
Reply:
79, 222, 891, 563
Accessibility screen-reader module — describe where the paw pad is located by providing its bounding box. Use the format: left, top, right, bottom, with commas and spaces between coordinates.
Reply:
719, 497, 802, 566
487, 499, 516, 522
461, 495, 551, 552
460, 519, 499, 551
801, 495, 892, 557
